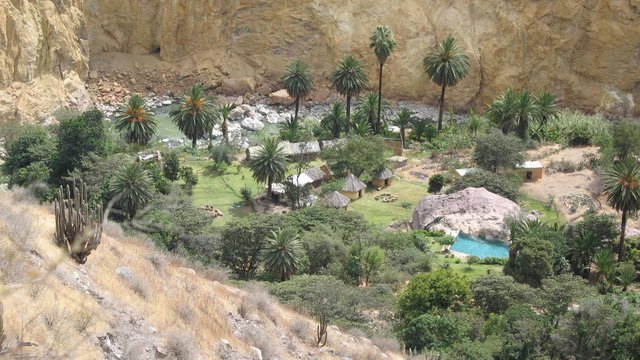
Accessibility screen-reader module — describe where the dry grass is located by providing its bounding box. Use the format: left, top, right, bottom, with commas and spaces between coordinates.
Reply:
166, 331, 197, 360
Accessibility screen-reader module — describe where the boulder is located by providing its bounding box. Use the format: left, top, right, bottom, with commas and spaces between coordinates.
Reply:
266, 112, 281, 124
229, 107, 245, 121
411, 187, 522, 242
241, 117, 265, 131
268, 89, 294, 105
219, 77, 256, 95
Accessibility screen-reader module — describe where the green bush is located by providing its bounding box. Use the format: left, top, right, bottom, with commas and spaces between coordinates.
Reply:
180, 166, 198, 192
400, 313, 471, 351
550, 110, 612, 147
211, 144, 235, 167
480, 257, 507, 265
428, 173, 445, 193
447, 171, 519, 201
163, 151, 181, 181
3, 126, 55, 186
473, 130, 524, 173
466, 256, 480, 265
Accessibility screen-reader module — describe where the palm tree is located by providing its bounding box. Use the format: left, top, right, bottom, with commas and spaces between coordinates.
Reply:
261, 228, 305, 281
594, 249, 616, 292
618, 262, 637, 291
331, 55, 369, 133
249, 137, 288, 198
321, 101, 345, 139
486, 88, 518, 135
355, 92, 386, 135
114, 95, 157, 145
603, 157, 640, 261
410, 119, 437, 143
278, 115, 301, 142
216, 103, 234, 145
393, 109, 415, 148
351, 117, 372, 137
512, 91, 540, 139
423, 35, 470, 131
170, 85, 216, 149
535, 92, 559, 132
370, 25, 397, 126
109, 162, 154, 220
283, 59, 314, 122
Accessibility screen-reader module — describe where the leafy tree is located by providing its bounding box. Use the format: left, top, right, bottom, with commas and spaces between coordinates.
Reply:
612, 120, 640, 159
537, 274, 589, 329
428, 173, 445, 193
320, 136, 387, 178
474, 130, 525, 173
504, 235, 554, 287
321, 101, 346, 139
180, 166, 198, 193
284, 205, 370, 242
249, 137, 288, 198
3, 126, 54, 186
397, 269, 471, 322
170, 85, 215, 149
355, 92, 386, 135
109, 162, 154, 220
162, 151, 181, 181
331, 55, 369, 133
53, 109, 107, 181
219, 214, 283, 280
113, 94, 157, 145
262, 228, 306, 281
401, 313, 470, 352
216, 103, 234, 145
447, 171, 519, 201
392, 109, 415, 148
344, 242, 364, 285
143, 161, 170, 195
471, 274, 534, 315
603, 157, 640, 261
362, 246, 385, 286
498, 304, 547, 359
370, 25, 397, 126
301, 227, 347, 274
565, 213, 619, 277
282, 59, 314, 122
423, 35, 470, 131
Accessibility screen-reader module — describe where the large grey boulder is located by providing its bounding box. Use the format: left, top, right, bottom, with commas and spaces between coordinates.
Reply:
411, 187, 522, 242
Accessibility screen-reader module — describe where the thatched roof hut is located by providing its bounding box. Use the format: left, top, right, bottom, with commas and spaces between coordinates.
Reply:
288, 140, 321, 160
323, 191, 351, 209
341, 174, 367, 200
372, 168, 394, 188
303, 167, 327, 186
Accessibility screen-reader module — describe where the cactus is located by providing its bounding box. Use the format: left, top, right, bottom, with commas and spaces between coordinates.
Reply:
54, 179, 103, 264
0, 301, 5, 351
316, 313, 328, 347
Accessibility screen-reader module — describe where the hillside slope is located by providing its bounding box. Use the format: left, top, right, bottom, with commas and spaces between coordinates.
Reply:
0, 189, 402, 359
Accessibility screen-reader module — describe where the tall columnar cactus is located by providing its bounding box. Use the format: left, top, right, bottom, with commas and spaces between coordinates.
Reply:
54, 179, 103, 264
316, 313, 328, 347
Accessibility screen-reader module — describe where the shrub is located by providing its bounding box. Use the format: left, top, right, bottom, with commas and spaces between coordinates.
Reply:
180, 166, 198, 191
211, 143, 234, 167
166, 331, 197, 360
3, 125, 55, 186
471, 274, 534, 314
466, 256, 480, 264
400, 313, 471, 351
480, 257, 507, 265
428, 173, 445, 193
74, 311, 97, 333
163, 151, 181, 181
320, 136, 388, 178
474, 130, 525, 173
447, 171, 519, 201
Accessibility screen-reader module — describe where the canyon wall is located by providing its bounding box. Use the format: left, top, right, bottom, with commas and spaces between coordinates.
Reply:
2, 0, 640, 122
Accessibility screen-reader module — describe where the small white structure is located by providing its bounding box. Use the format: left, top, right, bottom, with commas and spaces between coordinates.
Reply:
453, 167, 481, 179
516, 161, 544, 182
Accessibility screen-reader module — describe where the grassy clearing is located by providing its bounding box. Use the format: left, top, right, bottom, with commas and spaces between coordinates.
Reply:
350, 179, 428, 226
519, 195, 564, 224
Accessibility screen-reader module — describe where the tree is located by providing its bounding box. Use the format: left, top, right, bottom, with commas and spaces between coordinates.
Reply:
278, 115, 302, 143
321, 102, 346, 139
249, 137, 288, 198
211, 143, 234, 169
163, 151, 181, 181
216, 103, 234, 145
320, 136, 387, 178
361, 246, 385, 286
170, 85, 215, 149
410, 119, 438, 143
504, 235, 554, 287
219, 214, 283, 280
565, 214, 619, 277
282, 59, 314, 122
331, 55, 369, 133
471, 274, 534, 315
370, 25, 397, 127
113, 95, 157, 145
301, 227, 347, 274
538, 274, 589, 329
180, 166, 198, 193
354, 92, 386, 135
3, 126, 54, 186
423, 35, 470, 131
487, 89, 558, 140
612, 120, 640, 159
535, 92, 559, 133
109, 162, 154, 220
618, 262, 637, 291
474, 130, 525, 173
53, 110, 107, 181
392, 109, 415, 148
603, 157, 640, 261
397, 269, 471, 322
401, 313, 470, 352
261, 228, 305, 281
428, 173, 445, 194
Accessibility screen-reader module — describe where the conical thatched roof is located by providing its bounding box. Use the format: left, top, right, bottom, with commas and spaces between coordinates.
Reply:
342, 174, 367, 192
373, 168, 394, 180
323, 191, 351, 208
303, 167, 326, 182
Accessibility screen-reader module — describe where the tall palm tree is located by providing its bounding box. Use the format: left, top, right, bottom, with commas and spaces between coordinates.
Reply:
355, 92, 386, 135
370, 25, 397, 125
512, 91, 540, 140
249, 137, 289, 198
170, 85, 216, 149
283, 59, 314, 122
216, 103, 234, 145
535, 91, 559, 132
423, 35, 470, 131
604, 157, 640, 261
109, 162, 154, 220
261, 228, 305, 281
114, 95, 157, 145
331, 55, 369, 133
393, 109, 415, 148
321, 101, 346, 139
486, 88, 518, 135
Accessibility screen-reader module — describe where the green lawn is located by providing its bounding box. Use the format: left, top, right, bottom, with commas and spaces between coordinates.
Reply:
519, 195, 565, 224
350, 179, 429, 226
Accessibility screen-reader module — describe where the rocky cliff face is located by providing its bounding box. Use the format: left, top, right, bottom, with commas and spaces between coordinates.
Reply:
2, 0, 640, 122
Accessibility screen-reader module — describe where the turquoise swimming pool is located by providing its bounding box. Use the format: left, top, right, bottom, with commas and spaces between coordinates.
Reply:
450, 233, 509, 259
